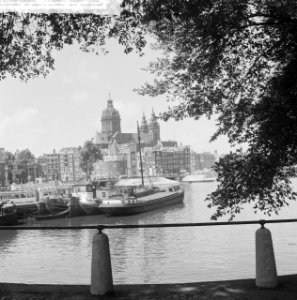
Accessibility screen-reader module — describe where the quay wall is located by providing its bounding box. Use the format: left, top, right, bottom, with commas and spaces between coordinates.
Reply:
1, 275, 297, 300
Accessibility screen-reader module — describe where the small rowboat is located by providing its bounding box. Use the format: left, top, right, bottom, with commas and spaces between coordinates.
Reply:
34, 208, 70, 220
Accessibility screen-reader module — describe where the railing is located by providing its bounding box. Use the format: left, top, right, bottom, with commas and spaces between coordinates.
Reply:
0, 218, 296, 295
1, 218, 297, 230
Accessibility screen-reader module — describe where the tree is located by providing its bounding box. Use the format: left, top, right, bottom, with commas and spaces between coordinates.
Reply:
14, 149, 35, 183
80, 140, 102, 180
0, 12, 145, 81
117, 0, 297, 219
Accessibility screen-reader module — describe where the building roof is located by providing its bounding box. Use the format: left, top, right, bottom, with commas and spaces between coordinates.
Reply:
94, 132, 110, 144
95, 131, 137, 147
113, 132, 137, 145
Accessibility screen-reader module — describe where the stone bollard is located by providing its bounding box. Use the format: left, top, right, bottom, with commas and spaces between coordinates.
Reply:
255, 222, 278, 288
90, 227, 113, 295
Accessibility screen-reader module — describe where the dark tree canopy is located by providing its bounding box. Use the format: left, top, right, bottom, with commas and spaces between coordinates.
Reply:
14, 149, 35, 183
0, 12, 145, 81
2, 1, 297, 219
119, 0, 297, 219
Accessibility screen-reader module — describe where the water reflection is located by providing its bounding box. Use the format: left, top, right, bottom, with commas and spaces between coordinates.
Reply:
0, 230, 18, 253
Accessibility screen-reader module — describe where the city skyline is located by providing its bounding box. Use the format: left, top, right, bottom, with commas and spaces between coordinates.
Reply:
0, 39, 231, 157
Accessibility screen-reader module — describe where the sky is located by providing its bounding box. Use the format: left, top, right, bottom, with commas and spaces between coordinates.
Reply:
0, 37, 232, 157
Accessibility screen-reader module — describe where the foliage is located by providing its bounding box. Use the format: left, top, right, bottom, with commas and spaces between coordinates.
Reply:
118, 0, 297, 219
14, 149, 35, 183
80, 140, 102, 179
0, 12, 146, 81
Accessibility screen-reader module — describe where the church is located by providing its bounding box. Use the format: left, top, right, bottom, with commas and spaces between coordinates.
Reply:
93, 96, 161, 178
94, 96, 161, 150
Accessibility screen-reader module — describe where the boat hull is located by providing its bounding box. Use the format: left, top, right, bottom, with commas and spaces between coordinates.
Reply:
186, 179, 215, 183
79, 201, 103, 215
45, 198, 68, 214
15, 202, 38, 219
68, 197, 86, 217
100, 190, 184, 216
0, 210, 18, 226
182, 175, 216, 183
36, 201, 48, 214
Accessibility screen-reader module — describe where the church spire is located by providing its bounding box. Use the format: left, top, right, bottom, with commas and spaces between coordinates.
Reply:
150, 108, 156, 121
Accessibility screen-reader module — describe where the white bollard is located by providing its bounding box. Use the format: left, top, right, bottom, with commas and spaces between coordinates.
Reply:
90, 228, 113, 295
255, 224, 278, 288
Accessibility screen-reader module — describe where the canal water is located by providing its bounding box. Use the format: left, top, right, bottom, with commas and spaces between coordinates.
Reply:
1, 180, 297, 284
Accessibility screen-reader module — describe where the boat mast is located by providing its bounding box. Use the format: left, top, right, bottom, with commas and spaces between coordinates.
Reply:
137, 121, 144, 187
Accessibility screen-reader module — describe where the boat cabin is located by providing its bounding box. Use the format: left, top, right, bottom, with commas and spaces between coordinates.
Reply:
72, 183, 98, 200
0, 189, 36, 204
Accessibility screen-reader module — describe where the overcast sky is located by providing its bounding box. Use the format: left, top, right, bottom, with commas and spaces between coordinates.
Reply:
0, 38, 231, 157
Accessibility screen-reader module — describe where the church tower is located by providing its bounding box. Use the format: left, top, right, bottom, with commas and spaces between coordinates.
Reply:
140, 113, 150, 143
149, 109, 160, 145
140, 113, 149, 133
101, 96, 121, 138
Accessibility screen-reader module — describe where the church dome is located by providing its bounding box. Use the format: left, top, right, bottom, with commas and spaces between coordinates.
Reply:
101, 99, 121, 120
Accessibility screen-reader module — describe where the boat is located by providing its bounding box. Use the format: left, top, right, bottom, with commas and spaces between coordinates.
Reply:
0, 189, 38, 219
71, 183, 103, 215
98, 122, 185, 216
68, 196, 87, 217
79, 198, 102, 215
182, 173, 217, 183
34, 208, 70, 220
72, 182, 103, 215
45, 196, 69, 214
0, 202, 18, 226
99, 185, 184, 216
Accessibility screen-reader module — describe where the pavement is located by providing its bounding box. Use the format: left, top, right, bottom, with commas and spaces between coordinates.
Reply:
1, 274, 297, 300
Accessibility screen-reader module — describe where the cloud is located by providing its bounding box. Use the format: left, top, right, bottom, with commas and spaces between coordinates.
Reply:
0, 108, 39, 136
71, 91, 89, 103
14, 108, 39, 124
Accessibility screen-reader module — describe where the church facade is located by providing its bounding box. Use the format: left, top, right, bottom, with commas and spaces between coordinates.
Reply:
94, 97, 161, 150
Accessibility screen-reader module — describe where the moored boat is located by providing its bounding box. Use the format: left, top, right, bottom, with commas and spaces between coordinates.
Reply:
99, 185, 184, 216
34, 208, 70, 220
37, 186, 72, 215
79, 198, 102, 215
0, 189, 38, 219
68, 196, 87, 217
99, 123, 186, 216
72, 183, 103, 215
182, 174, 216, 183
45, 197, 68, 214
